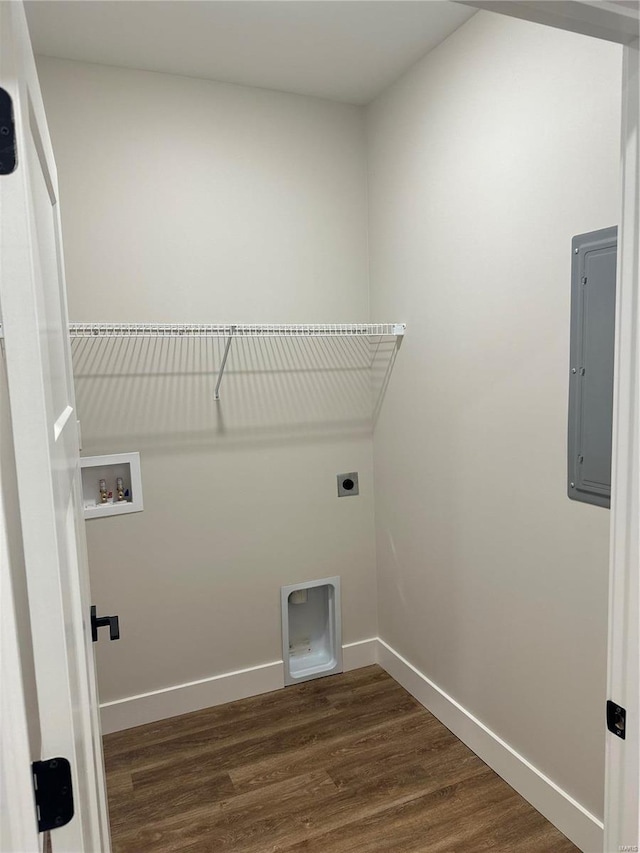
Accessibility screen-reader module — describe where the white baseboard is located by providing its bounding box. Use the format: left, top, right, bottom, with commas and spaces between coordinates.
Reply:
342, 637, 378, 671
100, 639, 378, 735
376, 638, 603, 853
100, 660, 285, 735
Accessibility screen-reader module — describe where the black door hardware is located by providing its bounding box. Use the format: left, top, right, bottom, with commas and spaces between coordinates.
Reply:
606, 700, 626, 739
90, 605, 120, 642
0, 88, 17, 175
32, 757, 74, 832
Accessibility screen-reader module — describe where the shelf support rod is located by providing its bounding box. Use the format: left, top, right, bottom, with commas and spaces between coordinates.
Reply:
214, 325, 235, 401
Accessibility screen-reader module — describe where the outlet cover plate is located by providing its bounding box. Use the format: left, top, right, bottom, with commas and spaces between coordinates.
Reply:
337, 472, 359, 497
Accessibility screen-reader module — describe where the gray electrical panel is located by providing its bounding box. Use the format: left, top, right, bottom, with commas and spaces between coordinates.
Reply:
568, 226, 617, 508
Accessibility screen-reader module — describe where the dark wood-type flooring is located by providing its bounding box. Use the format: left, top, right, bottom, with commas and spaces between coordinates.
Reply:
103, 665, 578, 852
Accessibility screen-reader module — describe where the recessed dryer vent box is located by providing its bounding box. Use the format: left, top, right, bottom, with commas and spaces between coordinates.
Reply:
281, 577, 342, 686
80, 452, 143, 519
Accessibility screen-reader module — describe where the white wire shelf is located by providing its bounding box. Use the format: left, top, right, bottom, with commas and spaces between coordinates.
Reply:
68, 322, 406, 338
68, 322, 406, 401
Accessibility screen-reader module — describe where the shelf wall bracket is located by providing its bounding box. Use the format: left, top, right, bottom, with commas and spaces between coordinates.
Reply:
214, 325, 235, 401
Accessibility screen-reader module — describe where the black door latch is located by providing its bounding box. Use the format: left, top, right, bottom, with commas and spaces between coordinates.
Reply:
607, 700, 626, 739
90, 605, 120, 642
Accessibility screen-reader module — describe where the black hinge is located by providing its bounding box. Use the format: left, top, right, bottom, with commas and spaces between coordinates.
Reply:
32, 757, 74, 832
0, 88, 17, 175
606, 700, 626, 740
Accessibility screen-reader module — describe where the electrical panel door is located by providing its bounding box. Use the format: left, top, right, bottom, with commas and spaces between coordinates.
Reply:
568, 226, 617, 508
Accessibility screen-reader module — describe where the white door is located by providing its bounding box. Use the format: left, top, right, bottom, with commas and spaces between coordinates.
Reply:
0, 3, 110, 851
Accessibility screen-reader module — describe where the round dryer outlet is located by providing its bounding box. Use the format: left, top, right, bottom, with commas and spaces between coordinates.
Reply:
337, 472, 359, 497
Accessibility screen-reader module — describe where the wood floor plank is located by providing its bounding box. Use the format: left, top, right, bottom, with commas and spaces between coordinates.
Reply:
128, 686, 419, 786
111, 772, 236, 834
324, 721, 462, 789
104, 683, 332, 759
276, 772, 516, 853
253, 758, 492, 853
104, 665, 579, 853
104, 666, 388, 758
113, 771, 339, 853
229, 707, 426, 792
107, 668, 412, 777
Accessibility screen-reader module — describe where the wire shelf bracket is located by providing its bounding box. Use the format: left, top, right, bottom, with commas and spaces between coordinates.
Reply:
214, 325, 236, 401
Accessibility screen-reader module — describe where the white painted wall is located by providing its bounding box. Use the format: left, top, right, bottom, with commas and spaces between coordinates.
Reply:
367, 12, 621, 821
37, 57, 376, 706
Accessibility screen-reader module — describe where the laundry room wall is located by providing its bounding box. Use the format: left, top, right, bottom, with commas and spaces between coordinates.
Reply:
367, 11, 621, 822
37, 56, 377, 722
